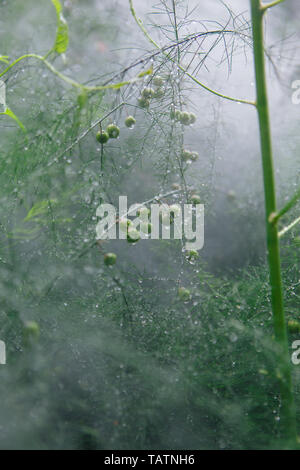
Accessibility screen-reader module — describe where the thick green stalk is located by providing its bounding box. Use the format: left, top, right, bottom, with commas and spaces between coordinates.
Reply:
250, 0, 297, 443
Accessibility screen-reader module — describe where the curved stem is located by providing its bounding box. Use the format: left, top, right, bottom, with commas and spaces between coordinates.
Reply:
262, 0, 287, 11
0, 54, 138, 93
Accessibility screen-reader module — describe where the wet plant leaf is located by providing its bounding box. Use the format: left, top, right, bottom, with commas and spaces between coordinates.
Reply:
51, 0, 69, 54
24, 200, 57, 222
0, 80, 25, 131
1, 108, 25, 131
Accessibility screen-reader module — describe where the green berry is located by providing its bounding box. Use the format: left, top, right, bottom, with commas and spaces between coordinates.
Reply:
190, 151, 199, 161
178, 287, 191, 301
96, 131, 109, 144
174, 110, 182, 121
189, 113, 197, 124
180, 112, 191, 125
104, 252, 117, 266
190, 194, 201, 205
227, 190, 236, 200
153, 88, 165, 99
119, 218, 132, 233
106, 124, 120, 139
288, 320, 300, 333
137, 207, 150, 218
186, 249, 199, 260
142, 87, 155, 99
153, 76, 164, 87
138, 97, 150, 108
127, 228, 141, 243
125, 116, 136, 128
182, 149, 193, 162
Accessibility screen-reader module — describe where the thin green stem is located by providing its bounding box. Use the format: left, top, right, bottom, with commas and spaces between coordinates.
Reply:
279, 216, 300, 238
0, 53, 141, 93
271, 186, 300, 223
261, 0, 287, 11
251, 0, 296, 443
172, 0, 181, 64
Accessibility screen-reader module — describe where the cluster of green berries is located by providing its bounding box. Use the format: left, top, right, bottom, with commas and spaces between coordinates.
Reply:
138, 76, 165, 109
182, 149, 199, 163
96, 123, 120, 144
96, 115, 139, 144
138, 87, 154, 109
170, 108, 197, 126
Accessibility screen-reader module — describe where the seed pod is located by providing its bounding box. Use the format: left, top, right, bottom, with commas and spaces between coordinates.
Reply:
138, 97, 150, 108
182, 149, 193, 162
153, 76, 164, 87
190, 194, 201, 205
186, 249, 199, 260
178, 287, 191, 301
119, 218, 132, 233
96, 131, 109, 144
288, 320, 300, 333
180, 112, 191, 125
137, 207, 150, 218
106, 124, 120, 139
190, 151, 199, 161
104, 252, 117, 266
125, 116, 136, 128
153, 88, 165, 99
227, 190, 236, 200
142, 87, 155, 99
174, 110, 182, 121
127, 228, 141, 243
189, 113, 197, 124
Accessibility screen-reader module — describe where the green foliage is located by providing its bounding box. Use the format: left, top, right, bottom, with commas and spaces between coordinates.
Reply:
51, 0, 69, 54
0, 80, 25, 130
